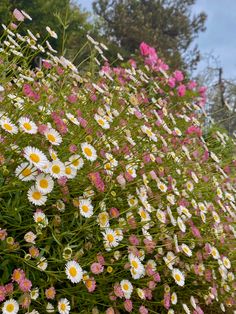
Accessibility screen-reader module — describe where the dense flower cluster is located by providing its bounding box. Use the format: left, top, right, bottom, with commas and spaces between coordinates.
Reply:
0, 9, 236, 314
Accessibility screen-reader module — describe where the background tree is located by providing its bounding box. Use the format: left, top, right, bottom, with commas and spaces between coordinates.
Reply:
93, 0, 207, 71
0, 0, 92, 60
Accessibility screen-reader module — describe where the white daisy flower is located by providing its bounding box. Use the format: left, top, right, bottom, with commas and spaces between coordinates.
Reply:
222, 256, 231, 269
126, 164, 137, 178
79, 199, 94, 218
44, 128, 62, 146
138, 208, 150, 222
97, 211, 110, 228
24, 146, 48, 170
171, 292, 177, 304
66, 113, 80, 126
128, 253, 145, 279
157, 181, 167, 193
30, 288, 39, 300
46, 302, 54, 313
64, 162, 77, 179
94, 113, 110, 129
156, 209, 166, 223
33, 210, 48, 226
36, 174, 54, 194
65, 260, 83, 283
81, 142, 97, 161
172, 268, 185, 286
46, 26, 58, 39
68, 154, 84, 170
181, 244, 192, 257
37, 257, 48, 271
177, 216, 186, 233
49, 160, 65, 178
120, 279, 133, 299
2, 299, 19, 314
18, 117, 37, 134
0, 117, 18, 134
102, 228, 119, 250
15, 162, 37, 181
58, 298, 70, 314
28, 186, 47, 206
211, 246, 220, 260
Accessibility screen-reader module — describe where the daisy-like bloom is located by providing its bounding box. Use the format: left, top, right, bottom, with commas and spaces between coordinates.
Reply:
81, 142, 97, 162
37, 257, 48, 271
2, 299, 19, 314
66, 113, 80, 126
94, 113, 110, 129
46, 302, 54, 313
172, 268, 185, 286
186, 181, 194, 192
30, 288, 39, 300
156, 209, 166, 223
49, 148, 58, 161
15, 162, 37, 181
46, 26, 58, 39
33, 210, 48, 226
79, 199, 94, 218
141, 125, 157, 142
127, 195, 138, 207
102, 228, 119, 250
181, 244, 192, 257
128, 253, 145, 279
211, 246, 220, 260
97, 211, 110, 228
24, 231, 37, 243
171, 292, 177, 305
28, 186, 47, 206
177, 217, 186, 233
157, 181, 167, 193
183, 303, 191, 314
64, 162, 77, 179
36, 174, 54, 194
222, 256, 231, 269
212, 211, 220, 224
18, 117, 37, 134
174, 127, 182, 136
0, 117, 18, 134
58, 298, 70, 314
68, 154, 84, 170
24, 146, 48, 170
126, 164, 137, 178
138, 208, 151, 222
49, 160, 65, 179
120, 280, 133, 299
44, 128, 62, 146
12, 268, 25, 283
65, 261, 83, 283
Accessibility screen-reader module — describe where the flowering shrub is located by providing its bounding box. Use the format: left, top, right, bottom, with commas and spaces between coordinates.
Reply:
0, 9, 236, 314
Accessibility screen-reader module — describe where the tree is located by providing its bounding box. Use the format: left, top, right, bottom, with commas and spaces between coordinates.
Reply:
0, 0, 92, 59
92, 0, 207, 71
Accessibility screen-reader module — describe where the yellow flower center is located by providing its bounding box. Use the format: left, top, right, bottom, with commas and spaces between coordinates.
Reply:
107, 234, 114, 242
123, 283, 129, 290
131, 260, 138, 269
175, 274, 181, 282
23, 122, 32, 130
60, 303, 66, 311
6, 304, 14, 312
65, 167, 72, 175
47, 134, 56, 142
98, 119, 105, 126
30, 153, 40, 163
69, 266, 77, 277
32, 191, 41, 200
81, 205, 89, 213
140, 211, 147, 219
52, 165, 60, 174
22, 168, 32, 177
39, 179, 49, 189
84, 147, 92, 157
72, 159, 79, 166
3, 123, 13, 131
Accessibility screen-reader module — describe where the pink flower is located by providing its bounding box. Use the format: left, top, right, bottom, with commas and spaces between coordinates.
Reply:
13, 9, 25, 21
139, 305, 149, 314
69, 144, 77, 153
153, 272, 161, 282
106, 308, 115, 314
67, 94, 77, 103
168, 77, 176, 88
20, 294, 31, 309
143, 239, 156, 253
12, 268, 25, 283
116, 174, 126, 187
45, 287, 56, 300
88, 172, 105, 193
43, 60, 52, 69
173, 70, 184, 82
140, 42, 150, 56
96, 253, 105, 265
90, 262, 104, 275
177, 84, 186, 97
19, 278, 32, 292
164, 292, 170, 309
4, 283, 13, 295
124, 299, 133, 312
188, 80, 197, 90
129, 59, 137, 68
85, 278, 96, 292
129, 234, 139, 246
0, 228, 7, 240
0, 286, 6, 302
114, 283, 124, 298
109, 207, 120, 218
57, 176, 68, 187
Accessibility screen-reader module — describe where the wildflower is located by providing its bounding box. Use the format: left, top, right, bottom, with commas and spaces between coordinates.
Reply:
172, 268, 185, 286
18, 117, 37, 134
65, 261, 83, 283
2, 299, 19, 314
15, 162, 37, 181
68, 154, 84, 170
120, 280, 133, 299
58, 298, 70, 314
49, 160, 65, 178
19, 278, 32, 292
79, 198, 94, 218
28, 186, 47, 206
36, 174, 54, 194
81, 142, 97, 161
0, 118, 18, 134
24, 146, 48, 170
102, 228, 120, 250
12, 269, 25, 283
90, 262, 104, 274
45, 287, 56, 300
37, 257, 48, 271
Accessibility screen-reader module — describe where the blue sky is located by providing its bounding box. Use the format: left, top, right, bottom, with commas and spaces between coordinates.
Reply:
77, 0, 236, 79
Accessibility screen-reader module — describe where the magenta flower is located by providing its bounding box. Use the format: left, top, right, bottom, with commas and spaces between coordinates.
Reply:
177, 84, 186, 97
